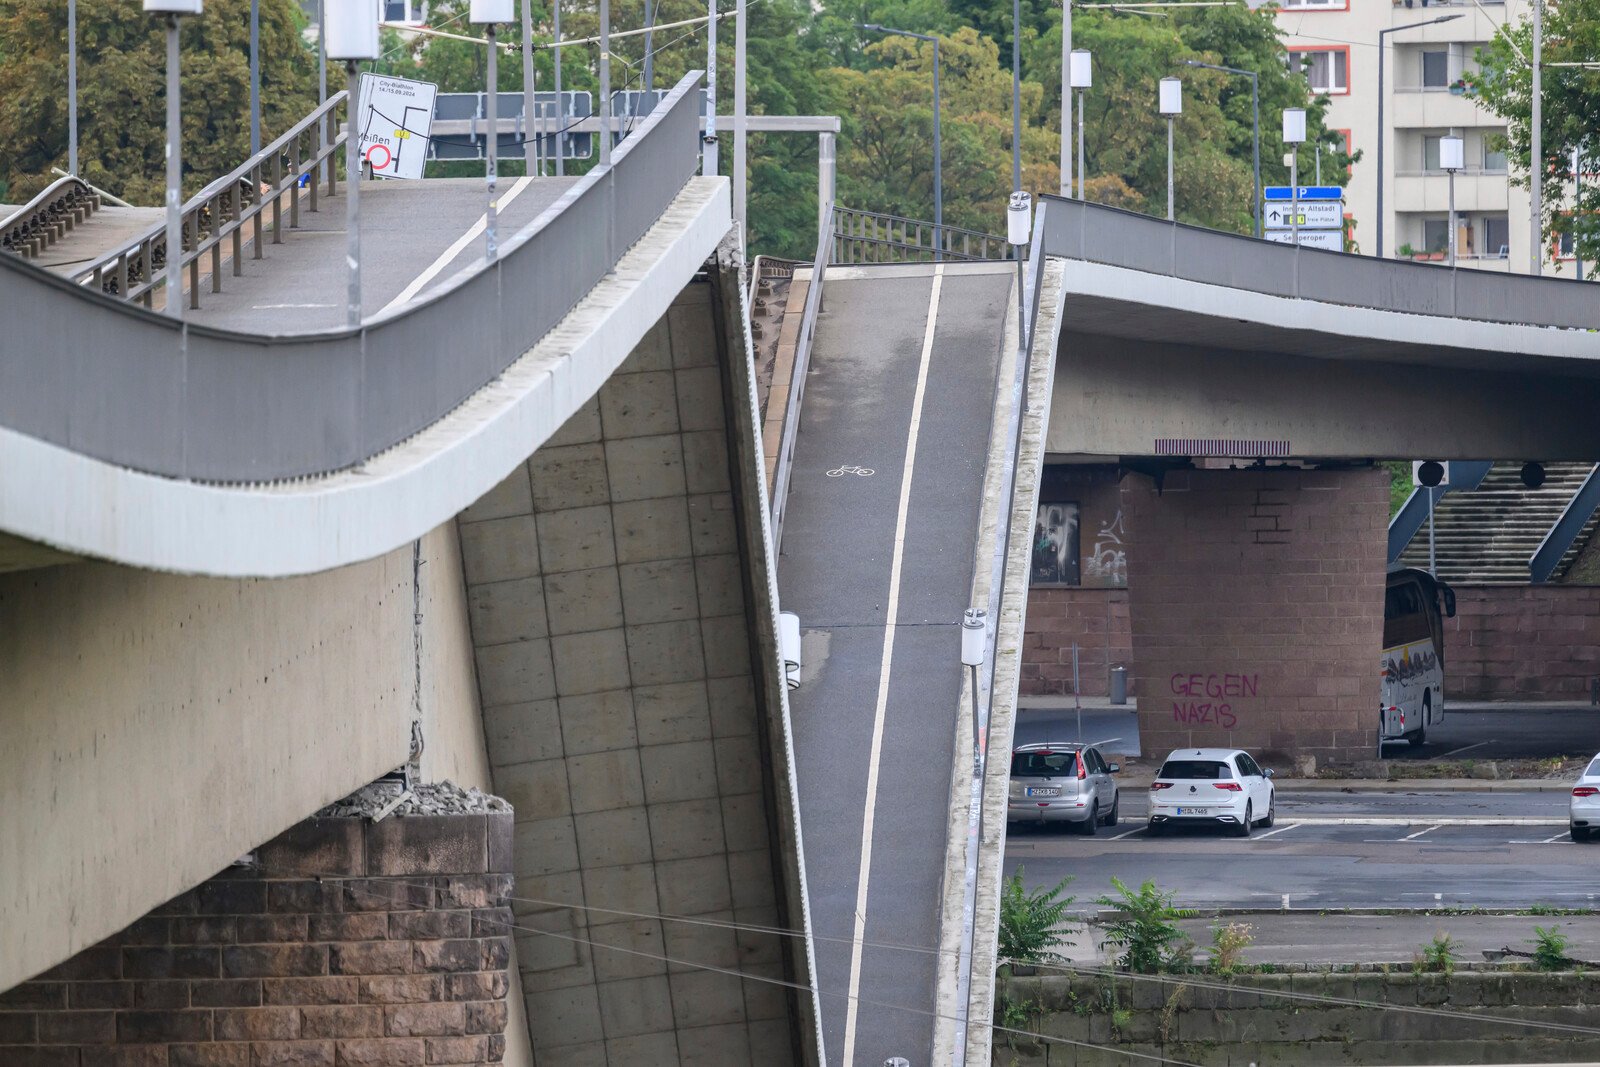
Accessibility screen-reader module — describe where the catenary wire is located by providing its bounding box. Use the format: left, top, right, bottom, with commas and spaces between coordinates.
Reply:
321, 874, 1205, 1066
304, 872, 1600, 1038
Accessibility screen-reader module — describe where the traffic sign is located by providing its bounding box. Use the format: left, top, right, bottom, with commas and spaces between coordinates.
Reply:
357, 73, 437, 180
1263, 185, 1343, 201
1264, 228, 1342, 251
1262, 201, 1343, 229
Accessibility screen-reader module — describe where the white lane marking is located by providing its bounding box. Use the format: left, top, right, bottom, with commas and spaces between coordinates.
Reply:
377, 175, 534, 315
1438, 740, 1493, 758
840, 264, 944, 1067
1252, 822, 1301, 840
1108, 826, 1145, 841
1401, 824, 1442, 840
1286, 825, 1561, 831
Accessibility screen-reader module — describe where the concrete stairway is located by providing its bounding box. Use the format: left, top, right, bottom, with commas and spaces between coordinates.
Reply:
1399, 461, 1600, 583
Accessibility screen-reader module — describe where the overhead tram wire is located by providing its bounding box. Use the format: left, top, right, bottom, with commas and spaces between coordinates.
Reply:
302, 872, 1600, 1040
310, 873, 1207, 1066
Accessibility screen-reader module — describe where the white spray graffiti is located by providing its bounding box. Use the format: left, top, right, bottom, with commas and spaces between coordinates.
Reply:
1087, 510, 1128, 585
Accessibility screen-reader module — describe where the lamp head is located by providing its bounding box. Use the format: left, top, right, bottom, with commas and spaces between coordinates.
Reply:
1159, 77, 1183, 117
1069, 49, 1093, 90
1007, 191, 1033, 247
144, 0, 203, 11
1440, 134, 1465, 172
1282, 107, 1307, 145
961, 609, 988, 667
325, 0, 380, 60
470, 0, 515, 23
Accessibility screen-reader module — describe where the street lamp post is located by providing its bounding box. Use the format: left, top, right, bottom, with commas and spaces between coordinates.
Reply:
471, 1, 513, 262
1061, 0, 1072, 196
326, 0, 379, 327
68, 0, 78, 176
1284, 107, 1306, 247
250, 0, 261, 156
1182, 60, 1259, 237
1441, 133, 1464, 268
1377, 14, 1463, 258
145, 0, 203, 321
860, 25, 942, 255
1069, 50, 1091, 199
1531, 0, 1543, 275
1159, 78, 1182, 222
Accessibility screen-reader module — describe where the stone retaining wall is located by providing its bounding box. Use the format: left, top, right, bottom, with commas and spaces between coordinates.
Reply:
996, 971, 1600, 1066
0, 811, 513, 1067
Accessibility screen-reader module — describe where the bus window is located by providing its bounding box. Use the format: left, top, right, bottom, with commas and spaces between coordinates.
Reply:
1383, 580, 1430, 648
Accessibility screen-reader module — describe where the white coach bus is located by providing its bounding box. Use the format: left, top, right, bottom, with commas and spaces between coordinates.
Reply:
1381, 566, 1457, 747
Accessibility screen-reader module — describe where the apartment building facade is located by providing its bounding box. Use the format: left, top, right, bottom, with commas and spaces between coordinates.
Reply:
1269, 0, 1561, 273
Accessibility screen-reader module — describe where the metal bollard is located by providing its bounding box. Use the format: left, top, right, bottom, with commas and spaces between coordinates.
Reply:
1110, 665, 1128, 706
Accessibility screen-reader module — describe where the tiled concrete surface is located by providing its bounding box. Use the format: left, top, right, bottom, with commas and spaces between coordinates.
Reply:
458, 282, 797, 1065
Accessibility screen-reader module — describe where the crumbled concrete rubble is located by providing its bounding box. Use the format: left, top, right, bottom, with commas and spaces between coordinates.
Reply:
316, 779, 512, 819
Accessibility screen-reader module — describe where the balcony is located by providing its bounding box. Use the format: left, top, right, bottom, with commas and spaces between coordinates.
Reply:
1391, 87, 1498, 128
1393, 170, 1510, 213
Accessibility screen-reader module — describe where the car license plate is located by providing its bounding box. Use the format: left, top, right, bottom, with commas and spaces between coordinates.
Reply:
1175, 807, 1208, 815
1026, 787, 1060, 798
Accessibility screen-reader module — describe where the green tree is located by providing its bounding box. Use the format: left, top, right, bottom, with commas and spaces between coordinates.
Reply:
1473, 0, 1600, 269
0, 0, 317, 204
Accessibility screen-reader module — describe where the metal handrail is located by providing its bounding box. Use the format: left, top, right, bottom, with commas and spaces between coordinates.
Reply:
832, 204, 1018, 263
769, 201, 832, 550
1530, 464, 1600, 583
71, 91, 347, 309
1, 175, 101, 258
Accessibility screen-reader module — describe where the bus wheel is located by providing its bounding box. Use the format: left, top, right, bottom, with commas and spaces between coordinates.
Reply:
1408, 724, 1426, 747
1410, 695, 1431, 746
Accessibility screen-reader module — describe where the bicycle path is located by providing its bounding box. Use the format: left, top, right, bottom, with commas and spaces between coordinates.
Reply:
779, 260, 1016, 1066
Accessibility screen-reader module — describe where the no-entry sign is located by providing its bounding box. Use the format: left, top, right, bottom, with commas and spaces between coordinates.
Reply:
356, 73, 438, 180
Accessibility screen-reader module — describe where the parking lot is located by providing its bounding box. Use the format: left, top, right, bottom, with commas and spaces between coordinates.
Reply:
1005, 788, 1598, 913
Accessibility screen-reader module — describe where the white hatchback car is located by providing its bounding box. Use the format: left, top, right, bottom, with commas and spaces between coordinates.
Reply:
1569, 753, 1600, 841
1147, 748, 1276, 837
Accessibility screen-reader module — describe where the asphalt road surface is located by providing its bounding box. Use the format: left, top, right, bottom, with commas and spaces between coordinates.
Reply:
1007, 789, 1597, 913
187, 176, 578, 333
781, 262, 1015, 1067
1385, 706, 1600, 761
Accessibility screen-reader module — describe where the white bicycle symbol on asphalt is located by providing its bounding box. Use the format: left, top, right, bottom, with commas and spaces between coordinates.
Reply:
826, 464, 875, 477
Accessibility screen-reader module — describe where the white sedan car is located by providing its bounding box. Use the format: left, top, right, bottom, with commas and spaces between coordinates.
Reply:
1147, 748, 1276, 837
1570, 754, 1600, 841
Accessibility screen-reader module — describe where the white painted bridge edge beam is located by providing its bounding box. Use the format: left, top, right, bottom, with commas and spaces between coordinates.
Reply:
0, 178, 733, 578
1058, 259, 1600, 366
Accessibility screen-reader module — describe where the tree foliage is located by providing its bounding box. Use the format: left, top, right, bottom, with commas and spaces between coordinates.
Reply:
0, 0, 317, 205
1472, 0, 1600, 269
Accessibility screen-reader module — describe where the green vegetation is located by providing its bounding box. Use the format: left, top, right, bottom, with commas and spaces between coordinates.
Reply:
1414, 931, 1459, 975
1096, 877, 1197, 974
1531, 924, 1571, 970
1471, 0, 1600, 272
1383, 460, 1413, 518
0, 0, 1352, 259
0, 0, 317, 204
1209, 921, 1254, 974
998, 869, 1076, 966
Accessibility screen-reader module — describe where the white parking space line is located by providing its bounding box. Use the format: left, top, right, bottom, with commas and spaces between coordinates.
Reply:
1287, 816, 1565, 827
1092, 737, 1122, 748
1401, 824, 1442, 840
1252, 822, 1300, 840
839, 264, 943, 1067
1108, 826, 1145, 841
1542, 830, 1572, 843
1438, 740, 1493, 758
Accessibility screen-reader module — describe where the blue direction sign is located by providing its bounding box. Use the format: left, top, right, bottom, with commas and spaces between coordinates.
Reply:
1263, 185, 1343, 201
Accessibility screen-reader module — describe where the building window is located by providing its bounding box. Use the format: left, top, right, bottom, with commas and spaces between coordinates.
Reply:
1423, 136, 1439, 171
1422, 50, 1450, 88
1558, 229, 1576, 257
1483, 215, 1510, 258
383, 0, 428, 23
1288, 48, 1349, 95
1279, 0, 1345, 7
1423, 219, 1450, 254
1031, 503, 1081, 587
1483, 138, 1508, 173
